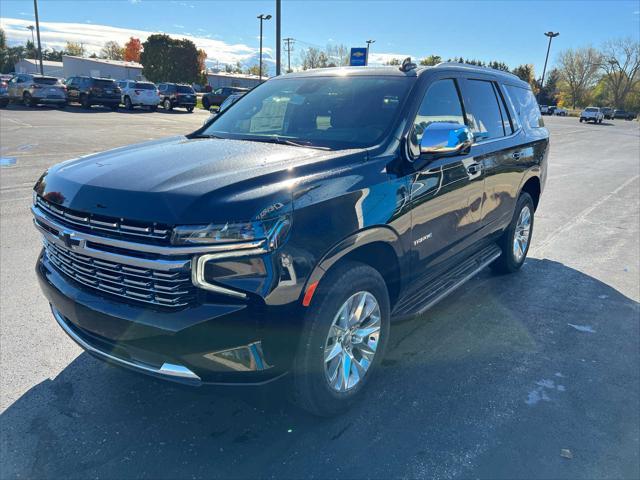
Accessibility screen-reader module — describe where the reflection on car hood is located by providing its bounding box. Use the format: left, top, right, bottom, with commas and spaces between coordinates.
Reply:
35, 136, 364, 224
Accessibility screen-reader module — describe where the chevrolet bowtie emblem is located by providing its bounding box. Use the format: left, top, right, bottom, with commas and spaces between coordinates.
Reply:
59, 230, 75, 248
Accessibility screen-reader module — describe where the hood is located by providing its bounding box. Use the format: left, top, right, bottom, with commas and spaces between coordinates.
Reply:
35, 136, 366, 225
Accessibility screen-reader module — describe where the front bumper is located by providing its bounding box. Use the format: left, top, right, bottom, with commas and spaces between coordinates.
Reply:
37, 253, 290, 386
32, 96, 67, 104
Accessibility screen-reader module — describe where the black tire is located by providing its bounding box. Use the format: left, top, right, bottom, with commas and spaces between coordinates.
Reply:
149, 105, 158, 112
491, 192, 535, 275
124, 96, 133, 110
58, 102, 66, 109
163, 98, 172, 111
202, 97, 210, 110
579, 118, 583, 123
186, 106, 194, 113
291, 261, 391, 417
23, 92, 34, 107
110, 104, 119, 111
80, 94, 91, 109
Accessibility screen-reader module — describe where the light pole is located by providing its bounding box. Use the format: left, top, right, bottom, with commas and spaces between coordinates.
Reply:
26, 25, 35, 45
366, 39, 375, 66
275, 0, 281, 76
539, 31, 559, 102
257, 14, 272, 82
33, 0, 44, 75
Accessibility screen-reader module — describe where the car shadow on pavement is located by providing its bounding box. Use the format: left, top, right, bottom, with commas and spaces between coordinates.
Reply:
1, 258, 638, 479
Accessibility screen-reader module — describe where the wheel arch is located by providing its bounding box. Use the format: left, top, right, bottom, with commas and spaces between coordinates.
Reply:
301, 226, 405, 310
519, 175, 541, 210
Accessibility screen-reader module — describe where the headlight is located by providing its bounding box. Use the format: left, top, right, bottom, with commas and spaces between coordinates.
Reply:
171, 215, 291, 249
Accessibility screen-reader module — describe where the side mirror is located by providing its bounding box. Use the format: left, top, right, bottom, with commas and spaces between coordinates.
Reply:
419, 122, 473, 157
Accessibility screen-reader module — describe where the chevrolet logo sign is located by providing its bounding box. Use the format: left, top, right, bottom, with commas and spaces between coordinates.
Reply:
352, 51, 365, 57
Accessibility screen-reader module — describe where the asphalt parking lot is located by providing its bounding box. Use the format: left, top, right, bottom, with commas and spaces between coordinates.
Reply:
1, 107, 639, 479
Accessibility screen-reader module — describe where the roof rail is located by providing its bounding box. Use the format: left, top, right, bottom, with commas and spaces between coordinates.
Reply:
434, 62, 522, 80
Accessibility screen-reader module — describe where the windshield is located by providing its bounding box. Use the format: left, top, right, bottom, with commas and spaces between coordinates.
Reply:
134, 82, 156, 90
201, 76, 413, 149
585, 107, 598, 112
178, 85, 194, 93
34, 77, 60, 85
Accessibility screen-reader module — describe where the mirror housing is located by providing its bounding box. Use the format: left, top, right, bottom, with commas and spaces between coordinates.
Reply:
419, 122, 473, 157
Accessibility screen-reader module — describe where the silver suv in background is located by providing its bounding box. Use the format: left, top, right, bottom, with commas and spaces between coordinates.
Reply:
579, 107, 604, 124
117, 80, 160, 111
7, 74, 67, 108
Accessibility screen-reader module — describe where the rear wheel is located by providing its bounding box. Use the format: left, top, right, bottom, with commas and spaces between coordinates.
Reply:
23, 92, 34, 107
163, 98, 172, 111
491, 192, 534, 274
186, 106, 194, 113
80, 94, 91, 109
124, 96, 133, 110
202, 97, 210, 110
292, 261, 390, 417
149, 105, 158, 112
110, 104, 118, 111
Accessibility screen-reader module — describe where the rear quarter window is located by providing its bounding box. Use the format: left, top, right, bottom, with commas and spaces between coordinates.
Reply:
505, 84, 544, 129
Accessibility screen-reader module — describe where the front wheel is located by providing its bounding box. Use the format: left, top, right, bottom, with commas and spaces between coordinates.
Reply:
202, 98, 210, 110
124, 96, 133, 110
292, 261, 390, 417
80, 94, 91, 109
163, 98, 172, 111
23, 93, 34, 107
186, 106, 194, 113
491, 192, 534, 274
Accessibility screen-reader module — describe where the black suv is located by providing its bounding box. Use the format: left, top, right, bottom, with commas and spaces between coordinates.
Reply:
158, 83, 196, 112
33, 62, 548, 416
65, 76, 121, 110
202, 86, 250, 110
613, 109, 636, 120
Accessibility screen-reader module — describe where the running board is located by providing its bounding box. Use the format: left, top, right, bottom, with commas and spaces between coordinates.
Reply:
392, 244, 502, 320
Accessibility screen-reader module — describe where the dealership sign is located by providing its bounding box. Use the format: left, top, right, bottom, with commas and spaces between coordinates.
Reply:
349, 48, 368, 66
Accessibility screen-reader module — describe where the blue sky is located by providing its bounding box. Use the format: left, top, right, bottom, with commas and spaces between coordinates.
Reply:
2, 0, 639, 73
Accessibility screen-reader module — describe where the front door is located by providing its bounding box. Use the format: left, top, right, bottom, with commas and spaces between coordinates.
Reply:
409, 77, 485, 280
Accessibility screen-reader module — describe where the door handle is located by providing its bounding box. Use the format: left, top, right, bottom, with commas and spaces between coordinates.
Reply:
512, 151, 522, 160
467, 163, 482, 175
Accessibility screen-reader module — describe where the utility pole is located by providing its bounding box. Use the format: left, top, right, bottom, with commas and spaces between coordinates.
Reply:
257, 14, 272, 82
33, 0, 44, 75
283, 37, 294, 73
275, 0, 281, 76
539, 31, 559, 102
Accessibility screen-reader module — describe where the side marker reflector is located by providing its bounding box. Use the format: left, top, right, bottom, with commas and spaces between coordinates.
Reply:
302, 281, 319, 307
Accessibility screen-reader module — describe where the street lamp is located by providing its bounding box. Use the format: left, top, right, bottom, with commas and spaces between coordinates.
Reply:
257, 14, 272, 82
33, 0, 44, 75
26, 25, 35, 45
366, 39, 375, 66
539, 31, 559, 102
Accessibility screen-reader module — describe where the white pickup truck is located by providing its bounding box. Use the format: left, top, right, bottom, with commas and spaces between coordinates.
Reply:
579, 107, 604, 124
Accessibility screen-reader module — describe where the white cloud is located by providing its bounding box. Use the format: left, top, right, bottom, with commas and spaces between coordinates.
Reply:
368, 52, 414, 66
0, 17, 270, 66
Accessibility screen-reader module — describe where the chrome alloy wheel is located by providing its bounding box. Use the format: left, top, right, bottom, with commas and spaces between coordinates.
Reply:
324, 291, 381, 392
513, 205, 532, 262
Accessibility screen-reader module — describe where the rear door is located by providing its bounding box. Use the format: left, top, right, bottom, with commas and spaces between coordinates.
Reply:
409, 76, 486, 276
458, 77, 523, 236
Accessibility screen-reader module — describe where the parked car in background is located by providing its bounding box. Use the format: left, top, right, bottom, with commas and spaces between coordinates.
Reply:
202, 92, 246, 125
117, 80, 160, 111
158, 83, 196, 112
7, 74, 67, 108
539, 105, 549, 115
202, 86, 249, 109
613, 109, 636, 120
579, 107, 604, 123
601, 107, 614, 119
33, 63, 549, 416
65, 77, 120, 110
0, 79, 9, 108
553, 107, 567, 116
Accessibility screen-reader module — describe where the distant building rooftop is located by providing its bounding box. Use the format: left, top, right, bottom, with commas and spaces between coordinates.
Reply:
62, 55, 143, 69
206, 70, 262, 80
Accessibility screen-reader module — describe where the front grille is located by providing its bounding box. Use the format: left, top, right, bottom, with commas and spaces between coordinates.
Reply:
35, 196, 171, 243
44, 239, 196, 308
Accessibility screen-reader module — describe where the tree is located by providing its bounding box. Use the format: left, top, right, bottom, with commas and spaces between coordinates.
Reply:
43, 48, 64, 62
197, 48, 207, 72
419, 55, 442, 66
65, 41, 85, 57
25, 40, 36, 59
538, 68, 561, 105
599, 38, 640, 108
224, 61, 243, 74
326, 44, 349, 66
140, 34, 199, 83
512, 64, 538, 93
100, 41, 124, 60
557, 47, 601, 108
488, 60, 510, 72
245, 61, 269, 77
300, 47, 329, 70
385, 58, 401, 66
124, 37, 142, 62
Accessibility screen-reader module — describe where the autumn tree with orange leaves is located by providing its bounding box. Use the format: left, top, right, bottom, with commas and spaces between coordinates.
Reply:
124, 37, 142, 62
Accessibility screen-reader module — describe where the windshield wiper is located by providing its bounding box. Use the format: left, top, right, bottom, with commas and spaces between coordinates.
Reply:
256, 136, 332, 150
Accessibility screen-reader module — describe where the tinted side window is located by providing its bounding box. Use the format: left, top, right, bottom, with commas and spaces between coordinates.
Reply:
413, 79, 465, 143
505, 84, 544, 129
461, 79, 505, 140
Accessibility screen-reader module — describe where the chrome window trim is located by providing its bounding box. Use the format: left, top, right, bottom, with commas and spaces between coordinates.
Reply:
32, 205, 266, 256
52, 307, 201, 381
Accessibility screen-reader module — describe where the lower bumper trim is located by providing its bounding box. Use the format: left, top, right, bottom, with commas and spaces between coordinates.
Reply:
52, 306, 202, 382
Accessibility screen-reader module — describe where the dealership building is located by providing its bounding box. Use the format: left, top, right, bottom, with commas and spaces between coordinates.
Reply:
14, 58, 64, 77
62, 55, 144, 80
206, 71, 262, 90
